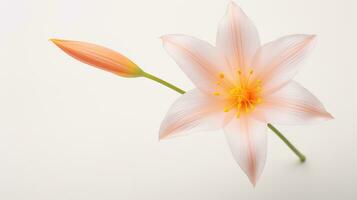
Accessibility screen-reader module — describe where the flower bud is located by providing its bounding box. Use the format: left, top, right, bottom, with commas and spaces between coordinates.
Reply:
51, 39, 143, 77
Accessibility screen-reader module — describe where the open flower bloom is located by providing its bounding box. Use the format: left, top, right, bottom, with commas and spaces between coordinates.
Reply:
160, 2, 333, 185
51, 39, 143, 77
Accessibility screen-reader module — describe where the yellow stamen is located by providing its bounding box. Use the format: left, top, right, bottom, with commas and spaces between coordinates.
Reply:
245, 105, 250, 113
219, 72, 225, 79
256, 86, 262, 92
214, 71, 263, 118
237, 103, 242, 109
255, 98, 262, 104
236, 110, 241, 118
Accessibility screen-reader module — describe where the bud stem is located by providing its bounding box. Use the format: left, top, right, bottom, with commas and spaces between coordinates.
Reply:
142, 72, 185, 94
143, 71, 306, 162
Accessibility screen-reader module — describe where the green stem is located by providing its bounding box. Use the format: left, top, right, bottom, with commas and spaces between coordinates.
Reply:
142, 72, 185, 94
143, 71, 306, 162
267, 123, 306, 162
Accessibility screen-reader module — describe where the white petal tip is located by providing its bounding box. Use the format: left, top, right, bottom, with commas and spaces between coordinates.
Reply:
318, 110, 334, 121
304, 34, 317, 43
160, 35, 176, 42
248, 174, 258, 187
159, 35, 166, 39
326, 112, 334, 120
158, 134, 166, 140
251, 181, 257, 187
159, 35, 168, 42
228, 1, 237, 7
309, 34, 317, 41
160, 34, 179, 41
159, 131, 170, 140
228, 1, 244, 12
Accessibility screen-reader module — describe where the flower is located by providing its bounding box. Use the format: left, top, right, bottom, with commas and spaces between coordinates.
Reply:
50, 39, 143, 77
159, 2, 333, 185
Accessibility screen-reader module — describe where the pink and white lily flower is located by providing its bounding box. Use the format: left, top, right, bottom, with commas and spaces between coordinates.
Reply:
159, 2, 333, 185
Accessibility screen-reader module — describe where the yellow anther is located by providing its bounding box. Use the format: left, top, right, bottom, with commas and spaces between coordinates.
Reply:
219, 73, 225, 79
236, 110, 241, 118
249, 69, 254, 74
237, 96, 243, 102
237, 69, 242, 75
245, 105, 251, 113
255, 98, 262, 104
256, 86, 262, 92
224, 107, 230, 112
229, 88, 236, 95
229, 87, 243, 96
213, 92, 220, 96
216, 81, 222, 85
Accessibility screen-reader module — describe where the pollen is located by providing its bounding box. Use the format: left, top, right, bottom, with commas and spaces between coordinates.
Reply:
215, 72, 226, 86
219, 72, 225, 79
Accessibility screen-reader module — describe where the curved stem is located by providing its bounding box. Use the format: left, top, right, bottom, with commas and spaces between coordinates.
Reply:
143, 71, 306, 162
142, 72, 185, 94
267, 123, 306, 162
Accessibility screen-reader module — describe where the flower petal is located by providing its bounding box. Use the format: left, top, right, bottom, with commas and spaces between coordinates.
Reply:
224, 116, 267, 186
252, 35, 316, 93
159, 89, 227, 140
254, 81, 333, 125
216, 2, 260, 75
51, 39, 143, 77
161, 34, 233, 94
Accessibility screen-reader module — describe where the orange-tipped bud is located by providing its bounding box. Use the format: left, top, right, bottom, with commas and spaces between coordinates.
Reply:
50, 39, 143, 77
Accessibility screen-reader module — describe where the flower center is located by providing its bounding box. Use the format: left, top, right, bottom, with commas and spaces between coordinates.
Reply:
213, 69, 263, 118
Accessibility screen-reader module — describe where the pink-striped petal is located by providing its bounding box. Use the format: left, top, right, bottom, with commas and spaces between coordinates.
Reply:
252, 35, 316, 94
254, 81, 333, 125
159, 89, 227, 140
224, 116, 267, 186
161, 34, 233, 94
216, 2, 260, 75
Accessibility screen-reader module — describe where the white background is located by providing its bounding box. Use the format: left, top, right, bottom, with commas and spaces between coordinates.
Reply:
0, 0, 355, 199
